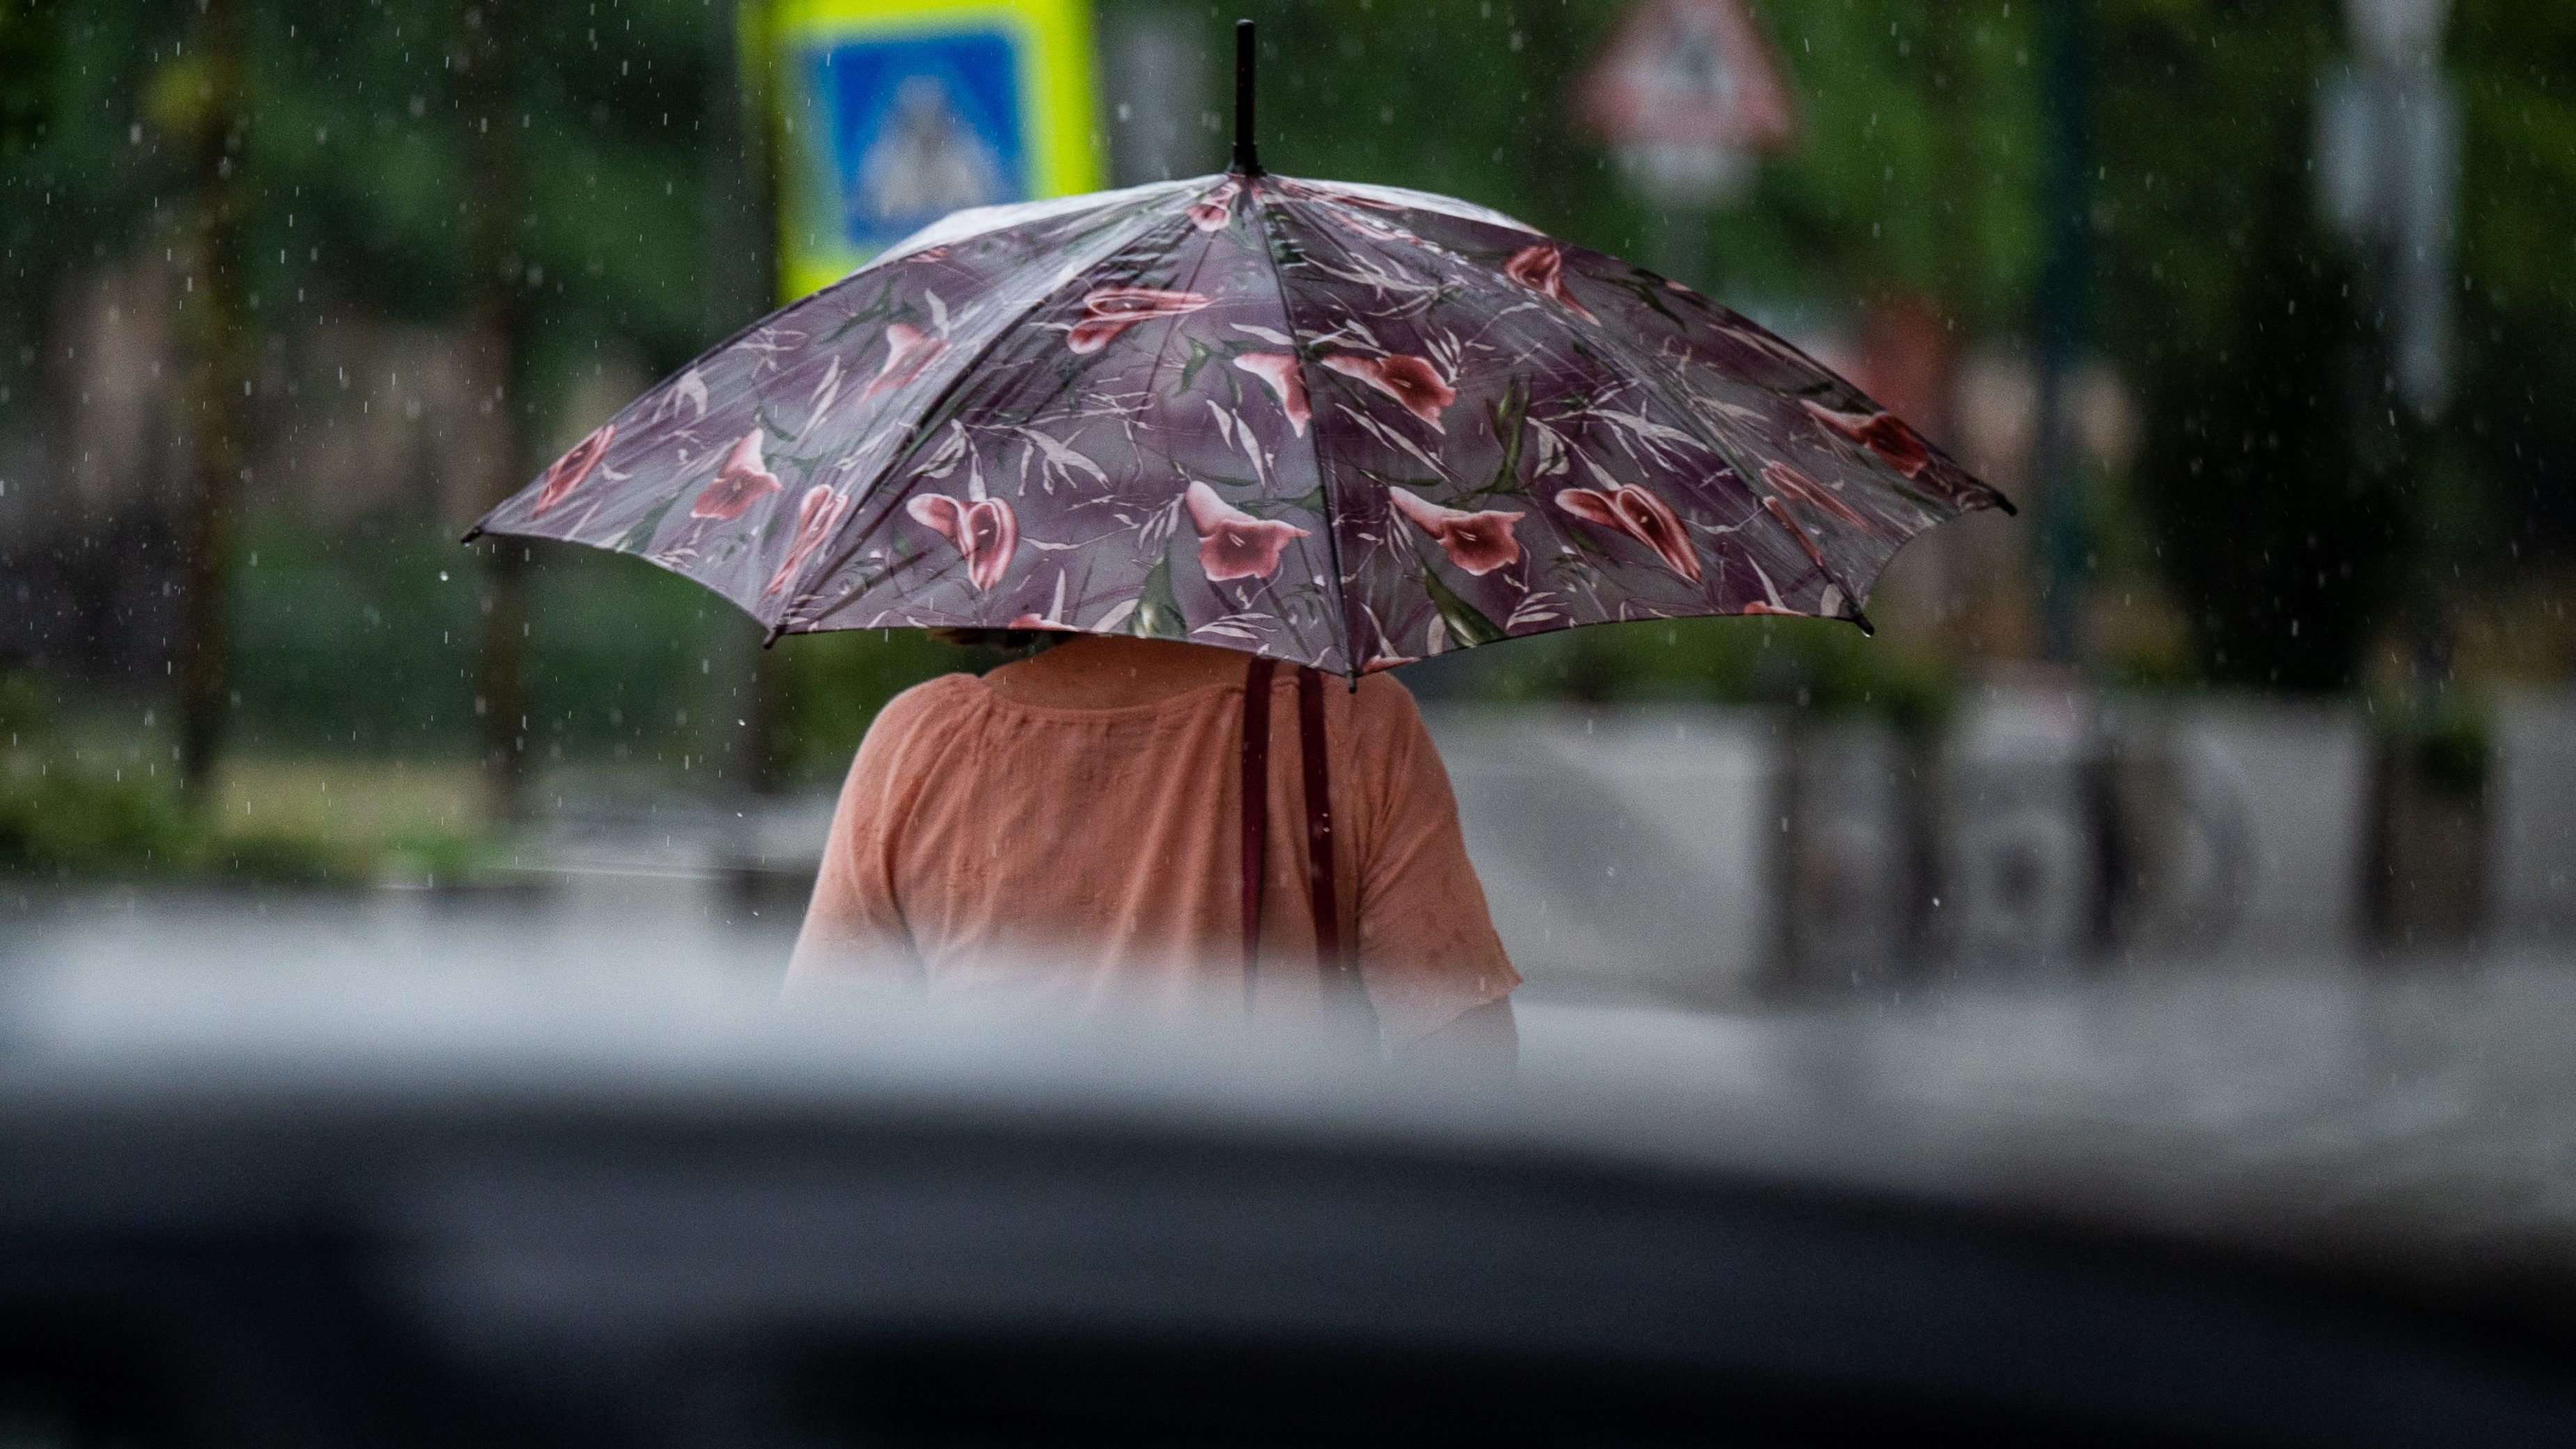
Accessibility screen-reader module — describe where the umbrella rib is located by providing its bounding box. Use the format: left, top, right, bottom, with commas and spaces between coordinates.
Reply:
1245, 187, 1358, 681
773, 187, 1200, 634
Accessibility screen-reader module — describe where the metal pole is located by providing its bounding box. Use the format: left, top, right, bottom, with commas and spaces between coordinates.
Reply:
460, 0, 533, 820
174, 0, 250, 793
1233, 19, 1259, 175
708, 0, 784, 792
2031, 0, 2092, 668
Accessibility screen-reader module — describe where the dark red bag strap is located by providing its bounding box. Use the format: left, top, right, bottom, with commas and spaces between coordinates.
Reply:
1296, 666, 1356, 995
1239, 657, 1276, 998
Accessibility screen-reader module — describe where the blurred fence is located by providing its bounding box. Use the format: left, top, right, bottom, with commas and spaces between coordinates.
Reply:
1424, 685, 2576, 1005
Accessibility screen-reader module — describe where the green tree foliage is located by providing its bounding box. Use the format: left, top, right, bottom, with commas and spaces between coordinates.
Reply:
0, 0, 717, 435
2096, 0, 2576, 688
2, 0, 2570, 751
0, 1, 56, 157
2092, 2, 2390, 689
2449, 0, 2576, 569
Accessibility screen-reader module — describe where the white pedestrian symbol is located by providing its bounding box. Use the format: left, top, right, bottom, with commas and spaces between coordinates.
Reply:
860, 75, 1005, 226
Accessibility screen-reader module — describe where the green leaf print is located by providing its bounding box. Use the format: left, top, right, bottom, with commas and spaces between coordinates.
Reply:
1178, 336, 1217, 391
1420, 560, 1505, 648
1597, 271, 1681, 327
1130, 550, 1187, 640
615, 492, 682, 554
1488, 373, 1529, 495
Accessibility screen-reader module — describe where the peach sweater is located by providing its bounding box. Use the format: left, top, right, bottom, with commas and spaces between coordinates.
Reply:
787, 637, 1518, 1042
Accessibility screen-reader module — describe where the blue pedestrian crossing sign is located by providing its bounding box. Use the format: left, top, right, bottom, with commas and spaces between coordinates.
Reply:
754, 1, 1104, 301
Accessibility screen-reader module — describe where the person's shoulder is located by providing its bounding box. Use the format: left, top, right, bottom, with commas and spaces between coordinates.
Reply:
867, 672, 989, 739
1343, 670, 1433, 748
1349, 669, 1423, 721
843, 673, 986, 787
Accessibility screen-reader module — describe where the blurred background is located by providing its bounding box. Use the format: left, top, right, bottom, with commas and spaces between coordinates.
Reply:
0, 0, 2569, 1001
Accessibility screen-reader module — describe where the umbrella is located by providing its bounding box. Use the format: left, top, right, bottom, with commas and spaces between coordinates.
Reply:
466, 23, 2010, 679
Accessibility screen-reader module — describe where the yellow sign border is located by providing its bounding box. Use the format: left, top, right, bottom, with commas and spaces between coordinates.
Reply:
752, 0, 1103, 301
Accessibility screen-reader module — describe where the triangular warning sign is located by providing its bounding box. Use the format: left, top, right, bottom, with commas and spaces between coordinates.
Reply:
1576, 0, 1798, 155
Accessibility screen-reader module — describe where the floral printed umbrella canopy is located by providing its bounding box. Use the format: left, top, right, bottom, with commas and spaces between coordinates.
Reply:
469, 88, 2008, 677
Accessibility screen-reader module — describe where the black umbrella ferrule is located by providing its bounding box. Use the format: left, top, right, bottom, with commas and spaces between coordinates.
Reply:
1231, 19, 1259, 176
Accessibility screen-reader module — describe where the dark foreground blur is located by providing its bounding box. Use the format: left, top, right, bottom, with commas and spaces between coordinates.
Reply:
3, 951, 2575, 1446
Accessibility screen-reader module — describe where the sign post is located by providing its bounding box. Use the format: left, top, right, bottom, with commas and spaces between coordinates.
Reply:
1574, 0, 1795, 286
2317, 0, 2457, 418
748, 0, 1103, 302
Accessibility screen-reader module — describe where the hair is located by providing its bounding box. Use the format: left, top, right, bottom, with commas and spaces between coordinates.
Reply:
927, 627, 1064, 654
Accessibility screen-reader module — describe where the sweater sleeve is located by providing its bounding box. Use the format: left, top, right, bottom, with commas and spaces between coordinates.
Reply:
1351, 683, 1521, 1043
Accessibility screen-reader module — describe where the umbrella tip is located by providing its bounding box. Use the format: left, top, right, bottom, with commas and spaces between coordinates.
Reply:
1992, 489, 2020, 517
762, 623, 786, 650
1232, 19, 1259, 175
460, 525, 484, 545
1850, 609, 1876, 639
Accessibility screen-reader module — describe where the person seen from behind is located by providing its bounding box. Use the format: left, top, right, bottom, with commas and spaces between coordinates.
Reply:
787, 632, 1520, 1068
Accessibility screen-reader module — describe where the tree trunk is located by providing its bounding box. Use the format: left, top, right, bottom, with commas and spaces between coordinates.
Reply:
2029, 0, 2094, 670
457, 0, 531, 820
706, 0, 785, 792
175, 0, 252, 794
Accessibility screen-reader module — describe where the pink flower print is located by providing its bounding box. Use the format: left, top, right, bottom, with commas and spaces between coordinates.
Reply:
1066, 286, 1212, 354
861, 322, 946, 401
906, 492, 1020, 593
762, 486, 853, 600
531, 424, 613, 517
1184, 480, 1310, 582
1188, 178, 1240, 232
1362, 652, 1419, 675
1319, 352, 1457, 430
1555, 484, 1702, 583
1302, 182, 1402, 211
1386, 487, 1525, 576
1802, 399, 1931, 478
1759, 460, 1880, 574
1761, 458, 1876, 533
1500, 244, 1596, 323
1232, 352, 1310, 437
1318, 205, 1409, 245
1761, 495, 1829, 572
1007, 613, 1079, 632
690, 430, 784, 521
